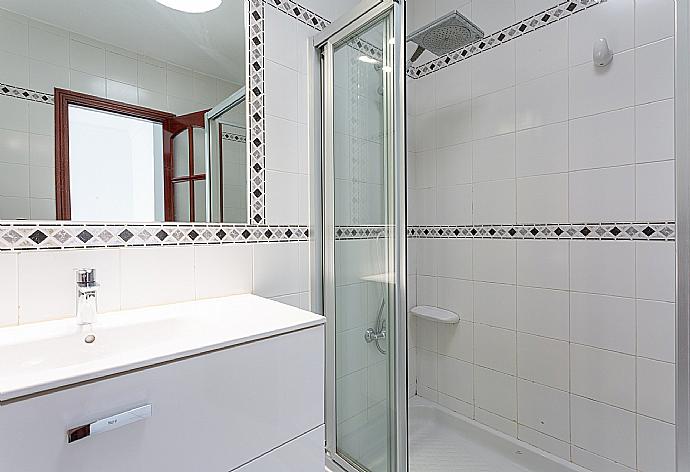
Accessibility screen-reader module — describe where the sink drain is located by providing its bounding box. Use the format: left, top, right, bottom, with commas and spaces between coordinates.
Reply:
84, 334, 96, 344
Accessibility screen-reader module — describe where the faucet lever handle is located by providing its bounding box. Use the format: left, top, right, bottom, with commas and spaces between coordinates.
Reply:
76, 268, 97, 287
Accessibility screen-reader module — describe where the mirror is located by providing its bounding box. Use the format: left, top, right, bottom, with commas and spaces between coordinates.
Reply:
0, 0, 247, 223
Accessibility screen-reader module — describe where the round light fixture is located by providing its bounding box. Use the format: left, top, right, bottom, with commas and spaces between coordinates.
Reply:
156, 0, 222, 13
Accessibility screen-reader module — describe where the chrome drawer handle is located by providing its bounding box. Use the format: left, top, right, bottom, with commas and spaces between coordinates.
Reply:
67, 404, 152, 443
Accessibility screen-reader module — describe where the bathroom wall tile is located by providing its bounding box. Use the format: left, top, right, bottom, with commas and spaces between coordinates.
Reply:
473, 179, 515, 225
436, 185, 472, 225
472, 133, 515, 182
472, 88, 515, 140
637, 357, 675, 423
516, 70, 568, 130
253, 242, 301, 298
336, 328, 366, 377
265, 7, 298, 71
336, 370, 367, 420
106, 51, 138, 86
517, 240, 569, 290
437, 355, 473, 403
70, 39, 105, 77
517, 287, 569, 340
475, 408, 518, 438
0, 163, 29, 198
265, 170, 299, 224
515, 122, 568, 177
637, 299, 675, 362
517, 379, 570, 441
636, 241, 675, 302
417, 348, 437, 390
475, 324, 516, 375
437, 278, 473, 322
415, 151, 436, 189
194, 245, 253, 300
434, 60, 471, 107
29, 60, 69, 92
635, 0, 675, 46
571, 241, 635, 298
0, 129, 28, 165
569, 166, 635, 223
29, 25, 69, 66
265, 115, 300, 173
518, 425, 570, 461
69, 70, 106, 97
336, 283, 366, 334
569, 107, 635, 170
517, 333, 569, 390
265, 59, 299, 122
471, 42, 515, 98
18, 248, 121, 323
438, 393, 474, 419
571, 344, 635, 410
571, 395, 637, 468
106, 80, 138, 104
637, 415, 676, 472
636, 99, 675, 163
568, 0, 635, 66
0, 253, 18, 326
415, 110, 437, 152
0, 12, 28, 56
515, 19, 568, 84
120, 246, 193, 310
570, 293, 635, 354
474, 365, 517, 420
517, 173, 568, 224
28, 102, 53, 136
472, 0, 516, 34
635, 38, 674, 105
29, 198, 54, 220
436, 143, 472, 186
569, 50, 635, 118
436, 100, 472, 147
438, 320, 473, 362
436, 239, 472, 280
416, 317, 438, 353
414, 74, 436, 117
0, 50, 28, 88
0, 196, 29, 219
473, 239, 516, 284
515, 0, 559, 19
474, 282, 516, 330
166, 67, 193, 98
636, 160, 675, 222
138, 62, 166, 94
0, 96, 28, 132
138, 89, 166, 110
29, 164, 54, 199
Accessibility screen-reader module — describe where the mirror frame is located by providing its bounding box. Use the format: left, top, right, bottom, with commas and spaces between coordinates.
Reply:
205, 87, 248, 224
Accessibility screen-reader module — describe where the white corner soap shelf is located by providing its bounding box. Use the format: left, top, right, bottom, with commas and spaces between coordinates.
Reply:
410, 305, 460, 324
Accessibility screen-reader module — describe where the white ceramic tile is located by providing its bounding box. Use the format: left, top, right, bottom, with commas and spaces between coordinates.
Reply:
636, 160, 675, 221
472, 42, 515, 98
475, 324, 516, 375
636, 241, 676, 302
28, 101, 52, 136
517, 70, 568, 130
636, 99, 675, 163
515, 0, 560, 19
436, 239, 472, 279
570, 292, 636, 354
417, 348, 438, 390
434, 59, 471, 107
474, 365, 517, 420
0, 129, 28, 165
69, 39, 105, 77
569, 107, 635, 170
193, 245, 252, 300
472, 88, 516, 140
138, 89, 166, 110
29, 60, 69, 92
569, 166, 635, 222
29, 25, 68, 66
473, 239, 516, 284
472, 0, 516, 34
637, 415, 676, 472
415, 110, 437, 152
166, 67, 193, 98
569, 50, 635, 118
517, 332, 569, 390
0, 13, 28, 56
265, 170, 299, 224
415, 74, 436, 116
571, 344, 636, 409
517, 286, 569, 340
518, 425, 570, 461
437, 320, 473, 362
137, 62, 165, 93
568, 0, 635, 66
336, 328, 366, 377
473, 282, 516, 329
29, 164, 54, 199
637, 357, 675, 423
437, 393, 474, 419
437, 355, 473, 403
571, 446, 636, 472
106, 80, 138, 104
120, 246, 193, 310
635, 0, 675, 46
475, 407, 518, 437
437, 277, 473, 322
18, 248, 121, 324
265, 115, 300, 173
472, 133, 515, 182
105, 51, 137, 86
571, 240, 635, 297
417, 275, 438, 307
0, 253, 18, 326
69, 70, 106, 97
0, 96, 28, 132
473, 179, 516, 225
264, 6, 297, 71
436, 185, 472, 225
436, 100, 472, 147
336, 370, 367, 420
571, 395, 637, 468
0, 163, 28, 198
253, 242, 301, 298
265, 59, 299, 122
515, 122, 569, 177
517, 240, 569, 290
0, 50, 28, 88
517, 379, 570, 441
436, 143, 472, 186
29, 198, 54, 219
192, 73, 217, 105
517, 174, 568, 224
416, 239, 437, 277
636, 38, 675, 105
414, 151, 436, 189
0, 196, 29, 219
515, 19, 568, 84
637, 299, 675, 363
336, 283, 366, 334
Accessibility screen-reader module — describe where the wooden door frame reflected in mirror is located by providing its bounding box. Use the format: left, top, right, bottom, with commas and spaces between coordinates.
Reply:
54, 88, 175, 221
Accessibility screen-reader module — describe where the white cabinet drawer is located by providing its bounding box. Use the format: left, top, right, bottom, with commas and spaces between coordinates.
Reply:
233, 426, 324, 472
0, 326, 324, 472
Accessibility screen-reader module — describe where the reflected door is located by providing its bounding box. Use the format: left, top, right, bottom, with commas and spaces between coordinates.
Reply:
320, 2, 407, 472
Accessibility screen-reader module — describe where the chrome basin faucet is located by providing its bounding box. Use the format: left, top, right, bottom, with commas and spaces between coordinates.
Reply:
76, 269, 98, 325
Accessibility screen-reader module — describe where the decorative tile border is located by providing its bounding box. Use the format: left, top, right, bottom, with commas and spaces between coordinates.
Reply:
0, 82, 53, 104
407, 0, 605, 79
264, 0, 329, 30
0, 223, 309, 251
335, 225, 390, 240
248, 0, 267, 224
408, 222, 676, 241
222, 132, 247, 143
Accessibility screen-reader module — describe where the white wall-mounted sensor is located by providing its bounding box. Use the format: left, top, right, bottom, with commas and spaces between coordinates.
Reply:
593, 38, 613, 67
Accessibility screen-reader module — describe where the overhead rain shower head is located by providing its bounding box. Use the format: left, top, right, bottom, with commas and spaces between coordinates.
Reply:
407, 11, 484, 63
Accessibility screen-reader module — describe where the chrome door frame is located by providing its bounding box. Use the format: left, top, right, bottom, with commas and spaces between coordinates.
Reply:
310, 1, 407, 471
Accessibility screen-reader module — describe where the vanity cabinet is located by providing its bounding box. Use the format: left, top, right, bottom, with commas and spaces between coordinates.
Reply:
0, 325, 325, 472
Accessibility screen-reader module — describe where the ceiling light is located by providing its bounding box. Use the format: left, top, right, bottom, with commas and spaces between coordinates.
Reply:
156, 0, 222, 13
358, 55, 379, 64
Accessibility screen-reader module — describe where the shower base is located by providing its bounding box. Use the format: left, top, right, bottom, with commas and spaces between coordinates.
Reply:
409, 396, 586, 472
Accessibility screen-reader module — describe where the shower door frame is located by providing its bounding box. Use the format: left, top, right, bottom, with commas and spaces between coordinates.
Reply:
309, 1, 408, 471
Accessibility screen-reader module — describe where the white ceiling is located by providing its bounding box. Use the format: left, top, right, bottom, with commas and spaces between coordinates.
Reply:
0, 0, 246, 84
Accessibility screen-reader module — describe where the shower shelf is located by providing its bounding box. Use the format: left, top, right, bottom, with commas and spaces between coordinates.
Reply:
410, 305, 460, 324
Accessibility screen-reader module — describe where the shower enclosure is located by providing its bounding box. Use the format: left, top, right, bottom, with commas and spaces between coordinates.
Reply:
314, 0, 690, 471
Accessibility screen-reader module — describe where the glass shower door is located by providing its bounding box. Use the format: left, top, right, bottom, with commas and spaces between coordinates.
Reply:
319, 1, 406, 472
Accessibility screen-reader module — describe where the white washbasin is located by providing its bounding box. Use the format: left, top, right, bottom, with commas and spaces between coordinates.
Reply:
0, 294, 324, 402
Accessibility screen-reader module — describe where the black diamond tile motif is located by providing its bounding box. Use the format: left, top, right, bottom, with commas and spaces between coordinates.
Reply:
119, 229, 134, 242
217, 229, 227, 239
643, 226, 655, 237
242, 230, 251, 239
580, 227, 591, 237
188, 230, 199, 240
29, 230, 47, 244
77, 230, 93, 243
156, 230, 168, 241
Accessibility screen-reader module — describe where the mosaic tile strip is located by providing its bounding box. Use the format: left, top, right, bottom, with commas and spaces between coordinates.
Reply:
0, 82, 53, 105
335, 225, 390, 240
248, 0, 267, 224
408, 223, 676, 241
264, 0, 329, 30
222, 132, 247, 143
0, 224, 309, 251
407, 0, 605, 79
